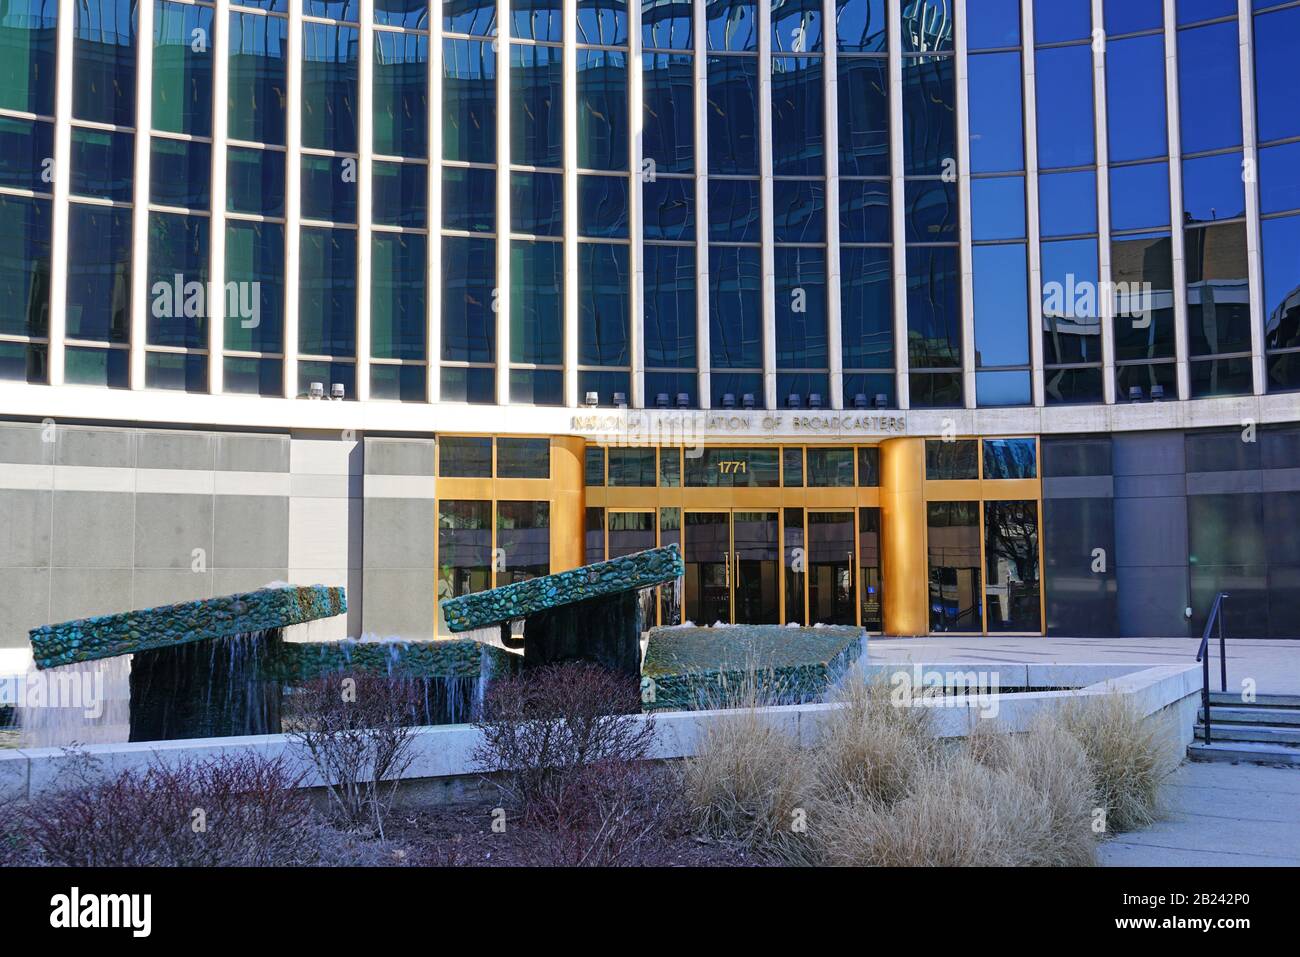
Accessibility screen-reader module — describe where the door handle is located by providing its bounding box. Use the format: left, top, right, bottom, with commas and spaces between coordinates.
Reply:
847, 551, 854, 564
723, 550, 730, 587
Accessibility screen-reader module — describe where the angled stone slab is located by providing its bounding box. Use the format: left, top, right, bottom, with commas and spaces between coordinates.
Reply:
440, 544, 683, 633
28, 585, 347, 670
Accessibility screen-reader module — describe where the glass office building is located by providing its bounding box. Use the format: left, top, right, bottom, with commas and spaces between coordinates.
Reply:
0, 0, 1297, 647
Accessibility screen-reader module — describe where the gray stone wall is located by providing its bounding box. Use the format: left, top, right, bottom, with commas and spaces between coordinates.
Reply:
361, 436, 437, 640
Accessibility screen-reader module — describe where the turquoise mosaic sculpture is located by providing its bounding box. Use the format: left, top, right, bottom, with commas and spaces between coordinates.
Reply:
440, 544, 684, 633
640, 625, 867, 711
28, 585, 347, 671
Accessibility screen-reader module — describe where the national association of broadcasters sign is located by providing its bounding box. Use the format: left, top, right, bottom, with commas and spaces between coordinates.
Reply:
572, 410, 908, 448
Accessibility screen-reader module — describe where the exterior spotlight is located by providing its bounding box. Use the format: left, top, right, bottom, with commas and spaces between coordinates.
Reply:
308, 381, 325, 400
584, 390, 599, 407
331, 383, 345, 400
676, 392, 690, 409
808, 393, 823, 409
655, 392, 670, 409
1128, 386, 1144, 402
875, 393, 889, 409
1150, 384, 1165, 401
787, 393, 801, 409
722, 393, 737, 409
742, 393, 756, 409
853, 393, 869, 409
613, 391, 628, 408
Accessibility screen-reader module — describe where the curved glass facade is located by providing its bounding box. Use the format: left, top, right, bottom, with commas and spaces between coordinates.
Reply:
0, 0, 1295, 409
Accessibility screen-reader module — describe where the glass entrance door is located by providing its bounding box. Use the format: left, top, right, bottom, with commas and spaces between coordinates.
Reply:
684, 511, 780, 624
808, 511, 857, 625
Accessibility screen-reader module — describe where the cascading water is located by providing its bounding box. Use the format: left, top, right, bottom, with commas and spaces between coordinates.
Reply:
17, 656, 132, 748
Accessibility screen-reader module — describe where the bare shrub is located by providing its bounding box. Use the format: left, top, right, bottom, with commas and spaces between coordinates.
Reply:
22, 751, 321, 866
287, 674, 421, 838
1060, 693, 1177, 833
523, 761, 688, 867
471, 663, 657, 823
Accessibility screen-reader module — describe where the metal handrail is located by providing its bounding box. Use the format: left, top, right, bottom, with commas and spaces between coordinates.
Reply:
1195, 592, 1229, 744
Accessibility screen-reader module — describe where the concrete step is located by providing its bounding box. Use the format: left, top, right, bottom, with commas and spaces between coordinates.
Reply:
1199, 706, 1300, 727
1208, 692, 1300, 709
1187, 740, 1300, 767
1196, 723, 1300, 746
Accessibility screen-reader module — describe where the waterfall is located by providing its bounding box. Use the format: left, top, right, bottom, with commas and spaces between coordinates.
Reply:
18, 656, 132, 748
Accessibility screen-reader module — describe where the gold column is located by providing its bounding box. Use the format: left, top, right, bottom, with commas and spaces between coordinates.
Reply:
880, 437, 928, 636
550, 436, 587, 572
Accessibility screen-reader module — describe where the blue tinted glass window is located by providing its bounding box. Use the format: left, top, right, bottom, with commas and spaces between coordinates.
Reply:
443, 165, 496, 232
1106, 34, 1167, 162
976, 370, 1032, 406
1035, 45, 1095, 169
1040, 238, 1101, 364
1177, 0, 1236, 25
973, 244, 1030, 366
373, 161, 428, 227
774, 247, 827, 369
966, 0, 1020, 50
223, 356, 282, 396
577, 49, 628, 171
707, 55, 759, 175
772, 57, 824, 175
371, 363, 426, 402
1253, 5, 1300, 144
510, 368, 563, 405
839, 179, 891, 243
227, 146, 285, 216
644, 0, 692, 49
443, 38, 496, 163
967, 51, 1024, 174
906, 246, 961, 368
1178, 21, 1242, 155
147, 212, 209, 348
773, 0, 823, 52
145, 350, 207, 392
306, 1, 359, 20
153, 0, 214, 136
709, 245, 763, 367
301, 155, 357, 222
643, 53, 694, 173
643, 177, 695, 241
302, 23, 360, 152
905, 179, 958, 243
773, 180, 825, 243
838, 55, 889, 177
840, 246, 893, 367
709, 178, 761, 242
444, 0, 496, 36
707, 0, 758, 51
578, 243, 631, 366
1182, 152, 1245, 224
511, 171, 563, 235
900, 0, 954, 52
150, 137, 212, 210
578, 0, 626, 44
835, 0, 887, 53
1260, 142, 1300, 216
228, 11, 288, 146
374, 30, 428, 158
901, 54, 954, 176
512, 43, 564, 167
1105, 0, 1163, 35
1109, 162, 1170, 231
0, 0, 57, 115
1039, 169, 1097, 237
0, 117, 53, 193
299, 226, 357, 356
0, 194, 50, 338
67, 204, 131, 343
71, 128, 134, 203
1034, 0, 1091, 43
375, 1, 430, 29
298, 360, 355, 400
643, 245, 697, 367
1262, 214, 1300, 352
971, 176, 1025, 241
442, 236, 495, 362
74, 0, 137, 125
579, 174, 630, 238
511, 0, 564, 41
510, 240, 564, 364
371, 232, 426, 360
224, 220, 284, 354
